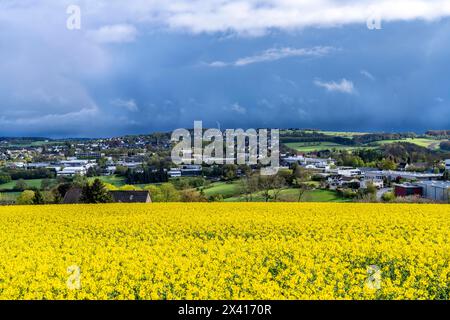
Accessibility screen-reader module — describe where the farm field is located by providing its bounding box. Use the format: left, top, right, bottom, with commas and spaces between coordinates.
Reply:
200, 182, 338, 202
6, 140, 59, 147
89, 175, 127, 187
374, 138, 446, 149
285, 137, 446, 152
0, 203, 449, 300
281, 130, 367, 138
202, 181, 241, 198
0, 192, 20, 202
224, 189, 345, 202
284, 142, 363, 152
311, 131, 368, 138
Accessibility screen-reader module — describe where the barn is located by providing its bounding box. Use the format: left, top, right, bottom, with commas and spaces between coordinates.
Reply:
394, 184, 423, 198
109, 191, 152, 203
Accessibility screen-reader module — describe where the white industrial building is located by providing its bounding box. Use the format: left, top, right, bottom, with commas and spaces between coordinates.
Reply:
56, 159, 96, 177
282, 155, 334, 171
61, 159, 95, 167
445, 159, 450, 171
364, 170, 441, 181
168, 168, 182, 178
327, 167, 362, 177
416, 181, 450, 202
57, 167, 88, 177
168, 165, 202, 178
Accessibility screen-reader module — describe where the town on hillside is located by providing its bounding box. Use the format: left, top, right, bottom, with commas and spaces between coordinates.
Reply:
2, 129, 450, 205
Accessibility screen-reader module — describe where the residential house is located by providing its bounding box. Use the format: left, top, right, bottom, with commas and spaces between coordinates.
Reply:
360, 178, 384, 189
281, 155, 334, 171
397, 162, 410, 171
63, 189, 152, 204
361, 171, 384, 189
110, 191, 152, 203
103, 166, 117, 175
327, 175, 360, 189
63, 188, 83, 204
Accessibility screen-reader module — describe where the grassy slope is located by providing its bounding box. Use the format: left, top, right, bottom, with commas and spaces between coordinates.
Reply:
374, 138, 446, 149
281, 130, 367, 138
202, 181, 241, 198
225, 189, 347, 202
89, 175, 127, 187
7, 140, 60, 148
0, 179, 47, 190
201, 181, 339, 202
285, 135, 445, 152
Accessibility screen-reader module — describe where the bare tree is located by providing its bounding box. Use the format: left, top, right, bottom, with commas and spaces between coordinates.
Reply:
239, 174, 259, 202
293, 179, 311, 202
258, 174, 286, 202
292, 166, 312, 202
271, 175, 286, 202
258, 176, 273, 202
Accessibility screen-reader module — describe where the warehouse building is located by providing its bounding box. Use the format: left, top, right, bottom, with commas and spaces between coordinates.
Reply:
416, 181, 450, 202
394, 184, 423, 198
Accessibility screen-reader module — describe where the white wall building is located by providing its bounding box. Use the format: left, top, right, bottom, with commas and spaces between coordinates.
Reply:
168, 168, 182, 178
445, 159, 450, 171
61, 159, 94, 167
57, 167, 87, 177
116, 161, 143, 169
360, 178, 384, 189
364, 170, 441, 181
328, 167, 361, 177
416, 181, 450, 202
55, 158, 96, 177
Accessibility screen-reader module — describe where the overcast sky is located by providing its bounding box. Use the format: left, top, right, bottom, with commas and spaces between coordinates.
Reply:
1, 0, 450, 137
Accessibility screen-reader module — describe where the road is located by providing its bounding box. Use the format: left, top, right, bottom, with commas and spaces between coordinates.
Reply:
376, 188, 392, 201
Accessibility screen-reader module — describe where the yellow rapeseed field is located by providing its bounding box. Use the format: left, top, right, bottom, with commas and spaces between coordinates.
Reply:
0, 203, 449, 300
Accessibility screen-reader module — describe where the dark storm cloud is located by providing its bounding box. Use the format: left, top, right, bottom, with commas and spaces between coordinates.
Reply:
0, 1, 450, 137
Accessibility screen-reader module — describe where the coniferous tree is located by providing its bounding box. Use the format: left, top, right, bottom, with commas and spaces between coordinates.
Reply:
33, 189, 45, 205
81, 179, 112, 204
